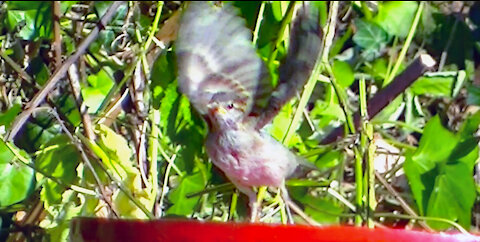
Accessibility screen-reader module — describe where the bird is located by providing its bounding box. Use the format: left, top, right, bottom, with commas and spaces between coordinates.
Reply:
175, 1, 322, 223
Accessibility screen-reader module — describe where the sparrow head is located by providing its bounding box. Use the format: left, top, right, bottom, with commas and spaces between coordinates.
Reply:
206, 99, 244, 131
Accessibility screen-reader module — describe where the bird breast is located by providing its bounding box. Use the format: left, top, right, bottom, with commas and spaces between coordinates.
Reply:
205, 129, 298, 188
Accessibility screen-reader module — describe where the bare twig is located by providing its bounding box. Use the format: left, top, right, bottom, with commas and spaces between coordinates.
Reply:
49, 107, 119, 218
67, 64, 95, 140
375, 171, 433, 231
0, 51, 35, 85
52, 1, 62, 67
6, 1, 125, 141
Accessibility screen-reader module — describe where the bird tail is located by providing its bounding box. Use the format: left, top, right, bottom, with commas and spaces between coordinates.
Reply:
289, 155, 318, 179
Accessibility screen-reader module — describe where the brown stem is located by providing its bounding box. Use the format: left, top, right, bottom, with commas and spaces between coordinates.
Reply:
6, 1, 125, 141
67, 64, 95, 140
321, 54, 436, 144
52, 1, 62, 67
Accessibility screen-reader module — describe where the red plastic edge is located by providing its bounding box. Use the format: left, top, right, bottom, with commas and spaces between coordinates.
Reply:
70, 218, 480, 242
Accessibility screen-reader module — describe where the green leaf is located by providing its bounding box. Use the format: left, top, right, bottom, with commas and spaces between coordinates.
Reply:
269, 102, 302, 148
426, 162, 475, 230
373, 1, 418, 38
60, 1, 78, 14
0, 140, 34, 207
7, 1, 53, 40
467, 84, 480, 106
14, 113, 60, 152
95, 124, 136, 180
315, 149, 342, 169
0, 104, 22, 129
290, 187, 341, 224
363, 58, 388, 84
304, 196, 342, 224
5, 10, 25, 31
81, 69, 114, 113
166, 172, 207, 216
410, 76, 454, 97
231, 2, 262, 30
458, 111, 480, 139
26, 57, 51, 86
36, 135, 80, 206
332, 60, 354, 88
371, 95, 404, 123
404, 115, 478, 230
311, 100, 346, 123
412, 116, 457, 165
160, 82, 180, 131
55, 95, 82, 127
270, 1, 285, 22
352, 19, 389, 59
256, 2, 283, 49
151, 51, 176, 109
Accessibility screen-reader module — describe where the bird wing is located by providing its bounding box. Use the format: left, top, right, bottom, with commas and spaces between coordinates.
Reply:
251, 3, 323, 129
176, 2, 270, 116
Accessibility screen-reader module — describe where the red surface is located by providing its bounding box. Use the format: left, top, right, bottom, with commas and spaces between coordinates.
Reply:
70, 218, 480, 242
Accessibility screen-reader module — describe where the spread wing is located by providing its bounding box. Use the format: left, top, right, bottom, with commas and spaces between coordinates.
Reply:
252, 3, 323, 129
176, 2, 270, 116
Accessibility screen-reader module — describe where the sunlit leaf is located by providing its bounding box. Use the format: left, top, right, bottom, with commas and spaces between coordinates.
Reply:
7, 1, 53, 40
404, 115, 477, 230
410, 76, 454, 97
151, 51, 176, 109
373, 1, 418, 38
166, 172, 207, 216
81, 69, 114, 113
36, 135, 80, 206
95, 124, 136, 181
0, 104, 22, 129
0, 140, 35, 206
332, 60, 354, 88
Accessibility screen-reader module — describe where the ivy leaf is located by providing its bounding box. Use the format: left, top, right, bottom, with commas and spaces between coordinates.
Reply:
373, 1, 418, 38
7, 1, 53, 40
410, 76, 454, 97
353, 19, 389, 59
81, 69, 114, 113
404, 115, 477, 230
0, 140, 35, 206
95, 124, 136, 181
166, 172, 207, 216
151, 51, 176, 109
0, 104, 22, 129
36, 135, 81, 206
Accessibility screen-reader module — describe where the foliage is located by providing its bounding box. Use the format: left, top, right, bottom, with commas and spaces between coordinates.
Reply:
0, 1, 479, 240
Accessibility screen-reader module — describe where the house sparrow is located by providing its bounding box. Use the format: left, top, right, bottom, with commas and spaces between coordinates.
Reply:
175, 1, 322, 222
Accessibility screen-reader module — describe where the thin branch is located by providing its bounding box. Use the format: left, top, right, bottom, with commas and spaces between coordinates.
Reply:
6, 1, 125, 141
52, 1, 62, 67
0, 51, 35, 85
67, 64, 95, 140
49, 107, 119, 218
375, 171, 433, 232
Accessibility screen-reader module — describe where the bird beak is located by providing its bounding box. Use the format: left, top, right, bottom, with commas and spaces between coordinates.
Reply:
217, 107, 227, 115
208, 106, 227, 116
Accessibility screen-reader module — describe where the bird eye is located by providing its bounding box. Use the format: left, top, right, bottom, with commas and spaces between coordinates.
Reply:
227, 103, 234, 110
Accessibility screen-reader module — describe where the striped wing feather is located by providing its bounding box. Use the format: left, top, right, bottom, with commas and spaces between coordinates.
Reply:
176, 2, 267, 116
